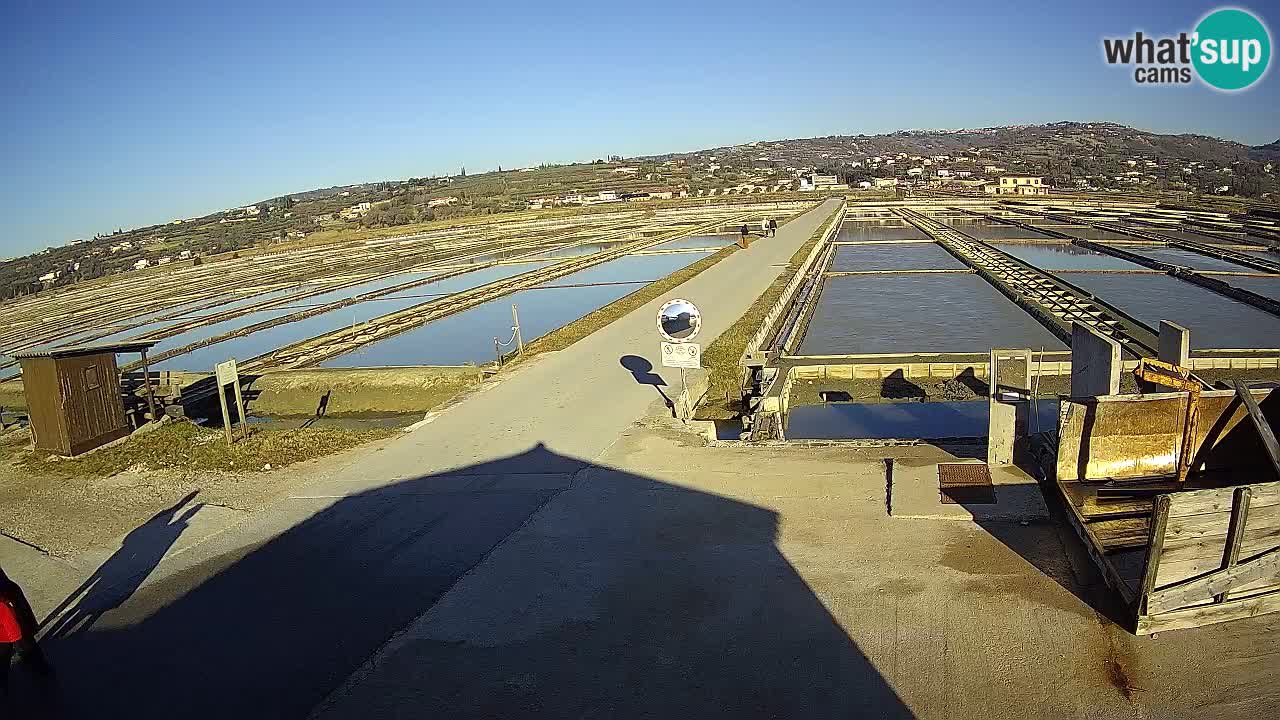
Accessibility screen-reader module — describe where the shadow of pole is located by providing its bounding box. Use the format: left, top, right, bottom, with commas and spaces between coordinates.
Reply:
19, 445, 914, 719
620, 354, 675, 417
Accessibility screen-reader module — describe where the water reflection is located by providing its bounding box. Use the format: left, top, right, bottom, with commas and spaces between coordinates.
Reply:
1130, 246, 1259, 273
787, 399, 1061, 440
1228, 276, 1280, 300
153, 264, 553, 370
939, 220, 1054, 240
1066, 272, 1280, 349
649, 234, 738, 251
991, 243, 1142, 271
323, 252, 712, 367
796, 274, 1064, 355
831, 244, 964, 272
835, 223, 926, 242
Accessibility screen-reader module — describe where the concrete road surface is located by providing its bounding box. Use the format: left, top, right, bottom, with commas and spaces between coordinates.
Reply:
312, 434, 1280, 720
5, 198, 842, 718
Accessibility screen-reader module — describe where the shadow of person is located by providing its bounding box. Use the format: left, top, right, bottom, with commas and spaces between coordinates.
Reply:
620, 354, 675, 415
301, 390, 333, 429
880, 369, 926, 401
954, 367, 989, 396
39, 491, 204, 641
25, 445, 914, 719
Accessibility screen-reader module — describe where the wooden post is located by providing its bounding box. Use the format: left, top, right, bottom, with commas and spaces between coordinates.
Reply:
218, 383, 233, 446
232, 376, 249, 441
1136, 495, 1171, 620
1233, 380, 1280, 478
139, 348, 158, 422
1216, 487, 1253, 604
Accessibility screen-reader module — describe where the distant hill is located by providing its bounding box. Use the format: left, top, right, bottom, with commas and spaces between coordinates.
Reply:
642, 121, 1257, 168
1250, 140, 1280, 162
252, 183, 378, 206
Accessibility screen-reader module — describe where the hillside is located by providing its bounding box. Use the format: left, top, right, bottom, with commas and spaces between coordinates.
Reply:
642, 121, 1268, 185
1250, 140, 1280, 162
3, 121, 1277, 303
646, 122, 1256, 165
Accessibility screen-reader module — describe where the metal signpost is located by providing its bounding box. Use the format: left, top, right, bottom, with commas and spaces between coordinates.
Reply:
214, 358, 249, 446
657, 298, 703, 420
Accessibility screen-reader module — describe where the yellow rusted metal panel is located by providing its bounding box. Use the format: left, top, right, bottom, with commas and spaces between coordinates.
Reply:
1057, 389, 1278, 482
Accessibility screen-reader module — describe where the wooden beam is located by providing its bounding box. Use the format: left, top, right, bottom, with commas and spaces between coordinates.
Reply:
1090, 517, 1152, 551
1055, 480, 1138, 607
1137, 589, 1280, 634
1216, 487, 1252, 604
1233, 381, 1280, 479
1147, 546, 1280, 614
1166, 482, 1280, 519
139, 348, 158, 422
1137, 495, 1171, 617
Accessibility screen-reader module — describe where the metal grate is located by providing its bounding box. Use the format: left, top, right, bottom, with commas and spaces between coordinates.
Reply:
939, 462, 995, 505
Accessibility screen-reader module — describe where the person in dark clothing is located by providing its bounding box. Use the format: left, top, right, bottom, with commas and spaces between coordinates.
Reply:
1, 566, 53, 696
739, 223, 750, 249
768, 218, 778, 237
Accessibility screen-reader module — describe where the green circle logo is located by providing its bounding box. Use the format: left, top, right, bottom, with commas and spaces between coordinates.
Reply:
1193, 8, 1271, 90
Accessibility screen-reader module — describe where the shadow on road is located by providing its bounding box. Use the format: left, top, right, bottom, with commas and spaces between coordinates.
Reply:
619, 354, 675, 415
19, 445, 913, 719
39, 491, 204, 641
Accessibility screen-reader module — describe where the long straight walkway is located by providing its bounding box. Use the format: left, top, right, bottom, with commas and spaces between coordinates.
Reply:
318, 197, 840, 485
12, 199, 842, 719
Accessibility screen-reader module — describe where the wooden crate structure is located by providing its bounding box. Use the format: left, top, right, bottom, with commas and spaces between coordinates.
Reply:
1051, 388, 1280, 634
1136, 483, 1279, 633
14, 341, 158, 456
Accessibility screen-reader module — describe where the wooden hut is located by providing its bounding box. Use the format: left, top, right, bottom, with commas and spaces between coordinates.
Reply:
13, 341, 159, 456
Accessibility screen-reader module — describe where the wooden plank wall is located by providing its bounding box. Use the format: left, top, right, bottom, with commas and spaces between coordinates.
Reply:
55, 353, 129, 455
1138, 482, 1280, 633
20, 356, 69, 454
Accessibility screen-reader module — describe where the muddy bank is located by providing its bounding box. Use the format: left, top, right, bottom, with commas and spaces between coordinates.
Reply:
0, 380, 23, 410
787, 366, 1280, 408
0, 366, 487, 418
245, 367, 485, 417
788, 373, 1129, 407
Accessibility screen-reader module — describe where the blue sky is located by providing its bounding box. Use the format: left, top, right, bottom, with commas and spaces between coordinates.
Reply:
2, 0, 1277, 255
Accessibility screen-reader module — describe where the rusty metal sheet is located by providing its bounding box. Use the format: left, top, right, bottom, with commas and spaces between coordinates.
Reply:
1056, 389, 1279, 483
939, 462, 995, 504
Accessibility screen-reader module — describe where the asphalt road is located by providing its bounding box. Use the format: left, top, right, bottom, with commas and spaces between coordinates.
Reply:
11, 198, 841, 719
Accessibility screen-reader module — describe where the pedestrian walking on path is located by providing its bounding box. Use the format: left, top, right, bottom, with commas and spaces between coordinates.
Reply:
739, 223, 750, 248
1, 566, 53, 696
769, 218, 778, 237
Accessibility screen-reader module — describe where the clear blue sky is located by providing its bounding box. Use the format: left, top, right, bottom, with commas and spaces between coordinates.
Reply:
2, 0, 1277, 255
